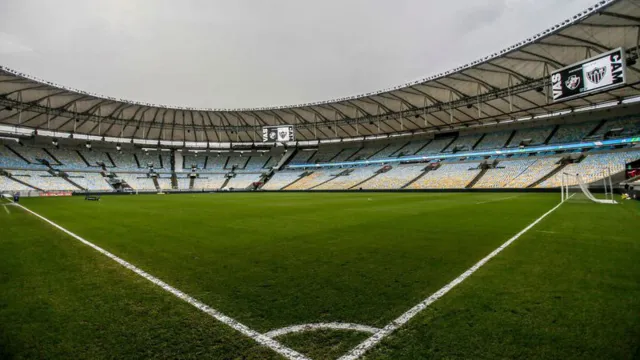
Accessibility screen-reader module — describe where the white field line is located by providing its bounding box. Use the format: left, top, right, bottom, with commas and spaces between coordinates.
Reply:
2, 204, 10, 214
14, 203, 311, 360
265, 323, 381, 339
476, 195, 519, 205
338, 197, 570, 360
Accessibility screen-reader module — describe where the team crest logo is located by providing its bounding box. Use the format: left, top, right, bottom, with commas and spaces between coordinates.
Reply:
586, 66, 607, 84
564, 75, 581, 90
269, 131, 277, 140
279, 131, 288, 139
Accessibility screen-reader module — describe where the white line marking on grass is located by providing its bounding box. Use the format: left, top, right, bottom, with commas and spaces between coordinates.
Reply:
265, 323, 381, 339
2, 205, 10, 214
476, 195, 519, 205
338, 198, 569, 360
13, 203, 311, 360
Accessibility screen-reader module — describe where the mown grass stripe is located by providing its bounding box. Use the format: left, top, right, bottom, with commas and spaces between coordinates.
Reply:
13, 202, 311, 360
338, 197, 568, 360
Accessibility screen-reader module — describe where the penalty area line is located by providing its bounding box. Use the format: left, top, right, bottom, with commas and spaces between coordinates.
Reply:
338, 197, 570, 360
13, 203, 311, 360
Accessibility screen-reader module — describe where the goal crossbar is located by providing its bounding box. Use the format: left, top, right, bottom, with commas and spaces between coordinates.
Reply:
561, 170, 617, 204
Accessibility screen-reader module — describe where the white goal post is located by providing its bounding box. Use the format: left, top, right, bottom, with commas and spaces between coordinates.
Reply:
561, 169, 617, 204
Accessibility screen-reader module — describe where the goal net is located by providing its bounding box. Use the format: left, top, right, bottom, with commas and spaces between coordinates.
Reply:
561, 170, 616, 204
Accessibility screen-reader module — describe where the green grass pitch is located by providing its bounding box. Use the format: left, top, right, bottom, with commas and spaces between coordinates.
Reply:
1, 192, 639, 359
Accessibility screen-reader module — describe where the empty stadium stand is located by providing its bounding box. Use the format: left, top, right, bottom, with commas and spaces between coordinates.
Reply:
2, 116, 639, 193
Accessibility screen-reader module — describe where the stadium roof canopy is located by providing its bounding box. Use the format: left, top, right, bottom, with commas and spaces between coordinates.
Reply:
1, 0, 640, 145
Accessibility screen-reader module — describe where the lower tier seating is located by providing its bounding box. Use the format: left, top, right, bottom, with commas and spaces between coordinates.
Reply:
407, 163, 481, 189
225, 174, 261, 189
314, 166, 380, 190
262, 171, 305, 190
116, 173, 156, 190
359, 164, 425, 189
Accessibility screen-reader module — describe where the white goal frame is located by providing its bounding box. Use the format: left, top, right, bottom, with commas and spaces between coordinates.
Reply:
560, 169, 616, 204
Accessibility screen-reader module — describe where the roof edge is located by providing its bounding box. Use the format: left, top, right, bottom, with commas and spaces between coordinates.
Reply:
0, 0, 617, 112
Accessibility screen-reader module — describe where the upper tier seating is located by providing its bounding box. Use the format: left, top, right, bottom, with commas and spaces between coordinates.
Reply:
445, 134, 482, 152
11, 146, 58, 165
183, 155, 207, 170
226, 155, 249, 169
507, 127, 554, 147
46, 148, 91, 170
159, 153, 172, 170
503, 157, 561, 188
549, 122, 597, 144
263, 155, 280, 169
594, 117, 640, 137
242, 155, 269, 171
136, 152, 162, 169
314, 166, 380, 190
289, 150, 316, 165
308, 148, 342, 163
66, 172, 112, 191
225, 174, 261, 189
79, 149, 112, 167
396, 141, 427, 156
262, 171, 305, 190
369, 142, 407, 160
407, 162, 481, 189
349, 145, 385, 160
205, 155, 229, 171
473, 159, 537, 188
415, 138, 456, 155
109, 151, 141, 171
360, 164, 425, 189
475, 131, 512, 150
538, 150, 640, 188
331, 148, 361, 162
0, 145, 32, 168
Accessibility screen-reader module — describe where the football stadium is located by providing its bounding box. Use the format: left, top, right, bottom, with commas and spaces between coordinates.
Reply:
1, 1, 640, 359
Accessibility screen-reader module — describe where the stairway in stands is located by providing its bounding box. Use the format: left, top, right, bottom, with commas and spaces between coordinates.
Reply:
527, 162, 569, 188
543, 125, 560, 144
402, 166, 432, 189
281, 171, 312, 190
220, 175, 232, 190
309, 169, 352, 190
2, 172, 42, 191
61, 175, 86, 191
349, 166, 391, 190
466, 168, 488, 188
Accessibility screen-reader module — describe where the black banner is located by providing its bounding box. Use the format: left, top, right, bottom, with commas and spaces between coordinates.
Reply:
262, 126, 294, 142
551, 48, 626, 102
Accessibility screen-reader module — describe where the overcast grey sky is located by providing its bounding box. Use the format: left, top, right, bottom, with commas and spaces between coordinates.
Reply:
0, 0, 597, 108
